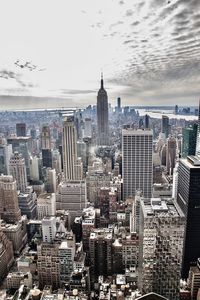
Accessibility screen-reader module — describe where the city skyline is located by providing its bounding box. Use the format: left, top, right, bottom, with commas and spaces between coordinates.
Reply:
0, 0, 200, 109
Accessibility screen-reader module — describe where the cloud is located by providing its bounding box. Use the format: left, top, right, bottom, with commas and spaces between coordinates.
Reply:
0, 69, 34, 88
61, 89, 96, 95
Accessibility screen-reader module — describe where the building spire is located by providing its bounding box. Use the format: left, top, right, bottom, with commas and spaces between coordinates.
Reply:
101, 71, 104, 89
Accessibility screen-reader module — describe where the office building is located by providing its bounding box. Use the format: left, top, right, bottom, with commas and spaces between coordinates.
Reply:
9, 151, 27, 192
182, 124, 198, 158
42, 216, 57, 243
37, 193, 56, 220
41, 125, 51, 150
62, 116, 79, 181
177, 156, 200, 278
46, 168, 57, 193
56, 180, 86, 222
29, 156, 40, 181
89, 228, 113, 281
166, 136, 177, 175
59, 235, 76, 285
97, 74, 109, 146
0, 175, 21, 223
188, 258, 200, 300
122, 128, 153, 199
145, 114, 150, 129
42, 149, 53, 168
16, 123, 26, 137
0, 228, 14, 282
84, 118, 92, 138
37, 241, 60, 290
1, 216, 27, 254
18, 186, 37, 219
7, 136, 32, 178
139, 198, 184, 300
161, 115, 169, 139
117, 97, 121, 109
0, 140, 12, 175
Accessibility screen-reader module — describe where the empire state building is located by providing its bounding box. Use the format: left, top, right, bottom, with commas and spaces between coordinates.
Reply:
97, 74, 109, 145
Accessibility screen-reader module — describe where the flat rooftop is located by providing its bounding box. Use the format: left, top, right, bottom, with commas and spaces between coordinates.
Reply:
141, 198, 184, 218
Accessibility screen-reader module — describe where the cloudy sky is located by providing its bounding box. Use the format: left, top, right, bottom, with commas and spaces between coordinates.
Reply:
0, 0, 199, 109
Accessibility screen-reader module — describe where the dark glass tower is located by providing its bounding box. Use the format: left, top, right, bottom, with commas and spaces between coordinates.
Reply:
97, 74, 109, 146
177, 156, 200, 278
161, 115, 169, 138
182, 124, 198, 158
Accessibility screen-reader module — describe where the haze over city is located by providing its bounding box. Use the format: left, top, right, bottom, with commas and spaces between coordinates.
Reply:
0, 0, 200, 109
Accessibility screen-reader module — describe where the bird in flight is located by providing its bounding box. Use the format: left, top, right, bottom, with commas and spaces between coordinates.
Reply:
14, 60, 46, 71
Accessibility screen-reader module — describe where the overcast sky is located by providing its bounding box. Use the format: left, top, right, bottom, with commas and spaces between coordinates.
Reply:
0, 0, 199, 109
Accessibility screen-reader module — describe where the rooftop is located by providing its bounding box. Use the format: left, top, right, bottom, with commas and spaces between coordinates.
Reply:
141, 198, 184, 218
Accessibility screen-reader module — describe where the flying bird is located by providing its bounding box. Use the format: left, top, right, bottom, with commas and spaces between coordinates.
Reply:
14, 60, 46, 71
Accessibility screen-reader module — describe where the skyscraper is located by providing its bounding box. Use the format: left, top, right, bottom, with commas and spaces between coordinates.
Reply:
196, 100, 200, 156
166, 136, 177, 175
41, 125, 52, 168
41, 125, 51, 150
144, 114, 150, 129
0, 138, 12, 175
177, 156, 200, 278
0, 175, 21, 223
161, 115, 169, 139
84, 118, 92, 138
97, 74, 109, 146
9, 152, 27, 192
182, 124, 198, 158
62, 116, 78, 181
122, 128, 153, 199
16, 123, 26, 137
138, 198, 184, 300
117, 97, 121, 109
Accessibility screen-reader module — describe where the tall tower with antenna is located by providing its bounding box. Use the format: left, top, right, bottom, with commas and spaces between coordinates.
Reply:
97, 73, 109, 146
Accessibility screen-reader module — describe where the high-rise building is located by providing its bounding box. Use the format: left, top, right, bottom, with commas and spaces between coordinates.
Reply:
0, 140, 12, 175
62, 116, 79, 181
188, 258, 200, 300
196, 101, 200, 156
0, 175, 21, 223
0, 227, 14, 282
41, 125, 52, 169
9, 152, 27, 192
138, 198, 185, 300
182, 124, 198, 158
97, 74, 109, 146
175, 105, 179, 115
7, 136, 32, 178
37, 193, 56, 220
177, 156, 200, 278
42, 149, 53, 168
56, 180, 86, 222
59, 235, 76, 285
84, 118, 92, 138
41, 125, 51, 150
89, 228, 113, 282
145, 114, 150, 129
18, 186, 37, 219
42, 216, 57, 243
37, 241, 60, 289
161, 115, 169, 139
166, 136, 177, 175
29, 156, 40, 181
117, 97, 121, 109
16, 123, 26, 137
122, 129, 153, 199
